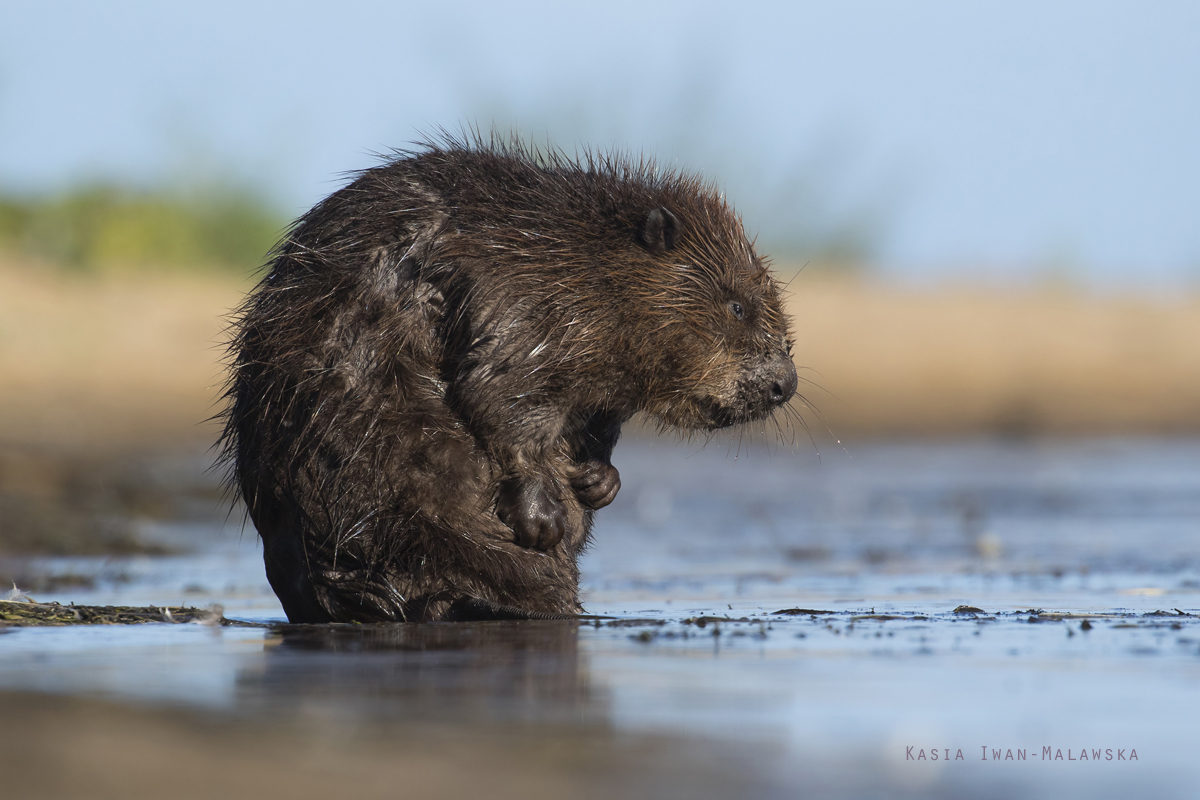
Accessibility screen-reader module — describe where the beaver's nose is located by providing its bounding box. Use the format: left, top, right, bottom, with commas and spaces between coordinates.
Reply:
767, 358, 798, 406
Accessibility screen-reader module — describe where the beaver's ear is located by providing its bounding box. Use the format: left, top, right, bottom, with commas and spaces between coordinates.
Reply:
639, 207, 679, 253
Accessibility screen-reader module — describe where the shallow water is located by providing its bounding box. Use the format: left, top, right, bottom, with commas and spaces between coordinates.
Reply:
3, 436, 1199, 798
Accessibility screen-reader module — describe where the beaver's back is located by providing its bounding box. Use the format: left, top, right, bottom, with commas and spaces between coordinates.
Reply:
225, 151, 597, 622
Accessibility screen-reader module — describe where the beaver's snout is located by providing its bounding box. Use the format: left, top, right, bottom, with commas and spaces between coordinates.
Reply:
711, 354, 798, 428
766, 358, 798, 407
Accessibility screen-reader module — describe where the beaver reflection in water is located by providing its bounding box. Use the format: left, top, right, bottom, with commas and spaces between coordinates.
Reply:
221, 137, 797, 623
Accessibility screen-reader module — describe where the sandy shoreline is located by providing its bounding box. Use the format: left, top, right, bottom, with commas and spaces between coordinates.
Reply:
1, 258, 1197, 454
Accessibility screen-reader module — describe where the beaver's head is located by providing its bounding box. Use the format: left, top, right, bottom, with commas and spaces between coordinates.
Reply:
630, 202, 797, 431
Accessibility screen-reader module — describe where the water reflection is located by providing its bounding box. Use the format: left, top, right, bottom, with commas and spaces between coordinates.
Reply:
236, 620, 605, 726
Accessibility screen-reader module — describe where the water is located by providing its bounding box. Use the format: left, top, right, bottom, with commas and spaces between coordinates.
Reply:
2, 436, 1198, 798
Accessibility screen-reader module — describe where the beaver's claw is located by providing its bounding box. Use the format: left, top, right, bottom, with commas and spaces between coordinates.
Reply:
570, 460, 621, 510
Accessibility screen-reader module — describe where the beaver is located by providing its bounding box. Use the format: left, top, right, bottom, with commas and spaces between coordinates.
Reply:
221, 135, 797, 623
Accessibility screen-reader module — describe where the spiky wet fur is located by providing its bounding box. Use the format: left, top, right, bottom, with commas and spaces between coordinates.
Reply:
220, 134, 795, 623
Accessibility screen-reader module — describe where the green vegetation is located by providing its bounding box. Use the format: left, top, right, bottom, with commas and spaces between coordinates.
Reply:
0, 183, 285, 273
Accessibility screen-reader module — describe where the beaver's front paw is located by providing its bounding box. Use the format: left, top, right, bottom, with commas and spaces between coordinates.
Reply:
570, 460, 621, 510
497, 478, 566, 550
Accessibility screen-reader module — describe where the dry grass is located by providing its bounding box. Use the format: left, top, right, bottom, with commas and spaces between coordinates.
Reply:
1, 257, 1197, 455
0, 256, 245, 452
787, 276, 1200, 436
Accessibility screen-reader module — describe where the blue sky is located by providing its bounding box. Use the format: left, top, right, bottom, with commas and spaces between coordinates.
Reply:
2, 1, 1198, 285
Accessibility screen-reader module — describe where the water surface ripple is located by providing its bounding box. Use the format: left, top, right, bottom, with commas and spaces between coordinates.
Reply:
2, 437, 1198, 799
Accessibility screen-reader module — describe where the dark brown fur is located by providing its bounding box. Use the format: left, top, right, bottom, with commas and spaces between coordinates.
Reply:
220, 135, 797, 623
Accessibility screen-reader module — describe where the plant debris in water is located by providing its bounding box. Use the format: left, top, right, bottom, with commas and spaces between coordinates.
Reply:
0, 597, 229, 626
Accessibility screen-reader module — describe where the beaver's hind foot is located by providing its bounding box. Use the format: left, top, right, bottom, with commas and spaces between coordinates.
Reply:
496, 476, 567, 550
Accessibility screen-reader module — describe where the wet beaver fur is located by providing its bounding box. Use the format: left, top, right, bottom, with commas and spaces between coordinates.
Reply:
221, 135, 797, 623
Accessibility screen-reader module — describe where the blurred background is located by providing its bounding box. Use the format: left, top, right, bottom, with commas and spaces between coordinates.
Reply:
2, 0, 1198, 455
3, 0, 1198, 558
2, 5, 1200, 797
0, 0, 1195, 540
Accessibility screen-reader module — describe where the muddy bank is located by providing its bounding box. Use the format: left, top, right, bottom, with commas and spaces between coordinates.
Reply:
0, 598, 225, 626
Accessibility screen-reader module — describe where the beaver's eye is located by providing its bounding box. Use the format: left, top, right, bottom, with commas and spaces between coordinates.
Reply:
729, 301, 744, 320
